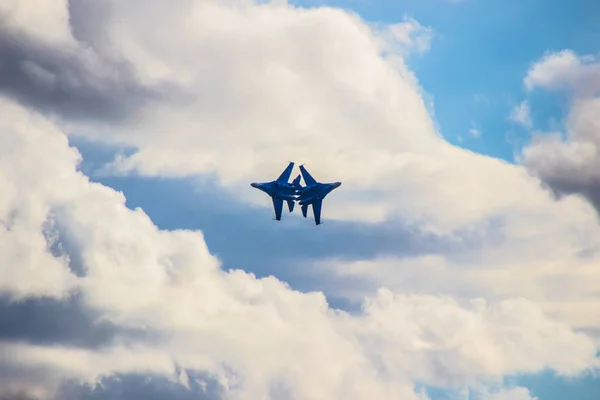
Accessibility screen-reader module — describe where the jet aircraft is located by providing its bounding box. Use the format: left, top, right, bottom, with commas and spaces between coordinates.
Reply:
250, 162, 302, 221
296, 165, 341, 225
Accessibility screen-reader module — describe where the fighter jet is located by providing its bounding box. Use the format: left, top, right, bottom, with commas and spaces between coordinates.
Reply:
251, 162, 302, 221
296, 165, 341, 225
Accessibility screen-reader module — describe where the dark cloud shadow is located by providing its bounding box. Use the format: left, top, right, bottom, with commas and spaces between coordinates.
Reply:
537, 176, 600, 220
58, 370, 224, 400
0, 6, 180, 124
0, 393, 39, 400
0, 292, 154, 350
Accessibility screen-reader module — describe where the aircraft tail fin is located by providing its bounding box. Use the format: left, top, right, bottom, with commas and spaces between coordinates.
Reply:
287, 199, 295, 212
299, 165, 317, 186
292, 174, 302, 190
276, 162, 295, 183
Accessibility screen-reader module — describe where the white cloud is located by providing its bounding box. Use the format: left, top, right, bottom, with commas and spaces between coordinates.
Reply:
0, 0, 73, 45
524, 50, 600, 96
509, 100, 532, 128
313, 229, 600, 335
524, 50, 580, 91
352, 290, 598, 382
0, 98, 79, 299
50, 0, 596, 246
8, 0, 584, 238
1, 95, 598, 398
62, 0, 458, 226
1, 1, 600, 398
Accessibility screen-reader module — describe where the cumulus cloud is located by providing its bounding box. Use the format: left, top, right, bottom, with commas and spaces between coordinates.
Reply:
3, 0, 584, 235
13, 0, 584, 241
0, 97, 79, 299
524, 50, 600, 96
312, 222, 600, 332
521, 51, 600, 214
1, 0, 450, 225
1, 1, 600, 398
43, 0, 600, 346
1, 95, 598, 398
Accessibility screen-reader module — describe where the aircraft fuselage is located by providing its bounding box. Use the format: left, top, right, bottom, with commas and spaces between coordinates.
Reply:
297, 182, 341, 205
251, 182, 298, 200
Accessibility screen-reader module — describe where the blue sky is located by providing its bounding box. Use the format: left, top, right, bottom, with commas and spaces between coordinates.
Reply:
2, 0, 600, 398
72, 1, 600, 398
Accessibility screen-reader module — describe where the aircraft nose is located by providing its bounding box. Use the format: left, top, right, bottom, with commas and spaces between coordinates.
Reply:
251, 183, 259, 188
334, 182, 342, 188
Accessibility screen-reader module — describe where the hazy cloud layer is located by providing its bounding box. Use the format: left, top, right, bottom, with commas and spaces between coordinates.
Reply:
509, 100, 532, 128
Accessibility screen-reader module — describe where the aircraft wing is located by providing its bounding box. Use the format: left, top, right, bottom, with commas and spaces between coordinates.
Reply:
272, 197, 283, 221
276, 162, 295, 183
312, 199, 322, 225
299, 165, 317, 186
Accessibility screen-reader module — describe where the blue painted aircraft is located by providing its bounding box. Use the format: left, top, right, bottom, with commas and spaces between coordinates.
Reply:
297, 165, 342, 225
251, 162, 302, 221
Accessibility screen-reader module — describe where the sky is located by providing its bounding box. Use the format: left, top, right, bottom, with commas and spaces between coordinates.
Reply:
1, 0, 600, 399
